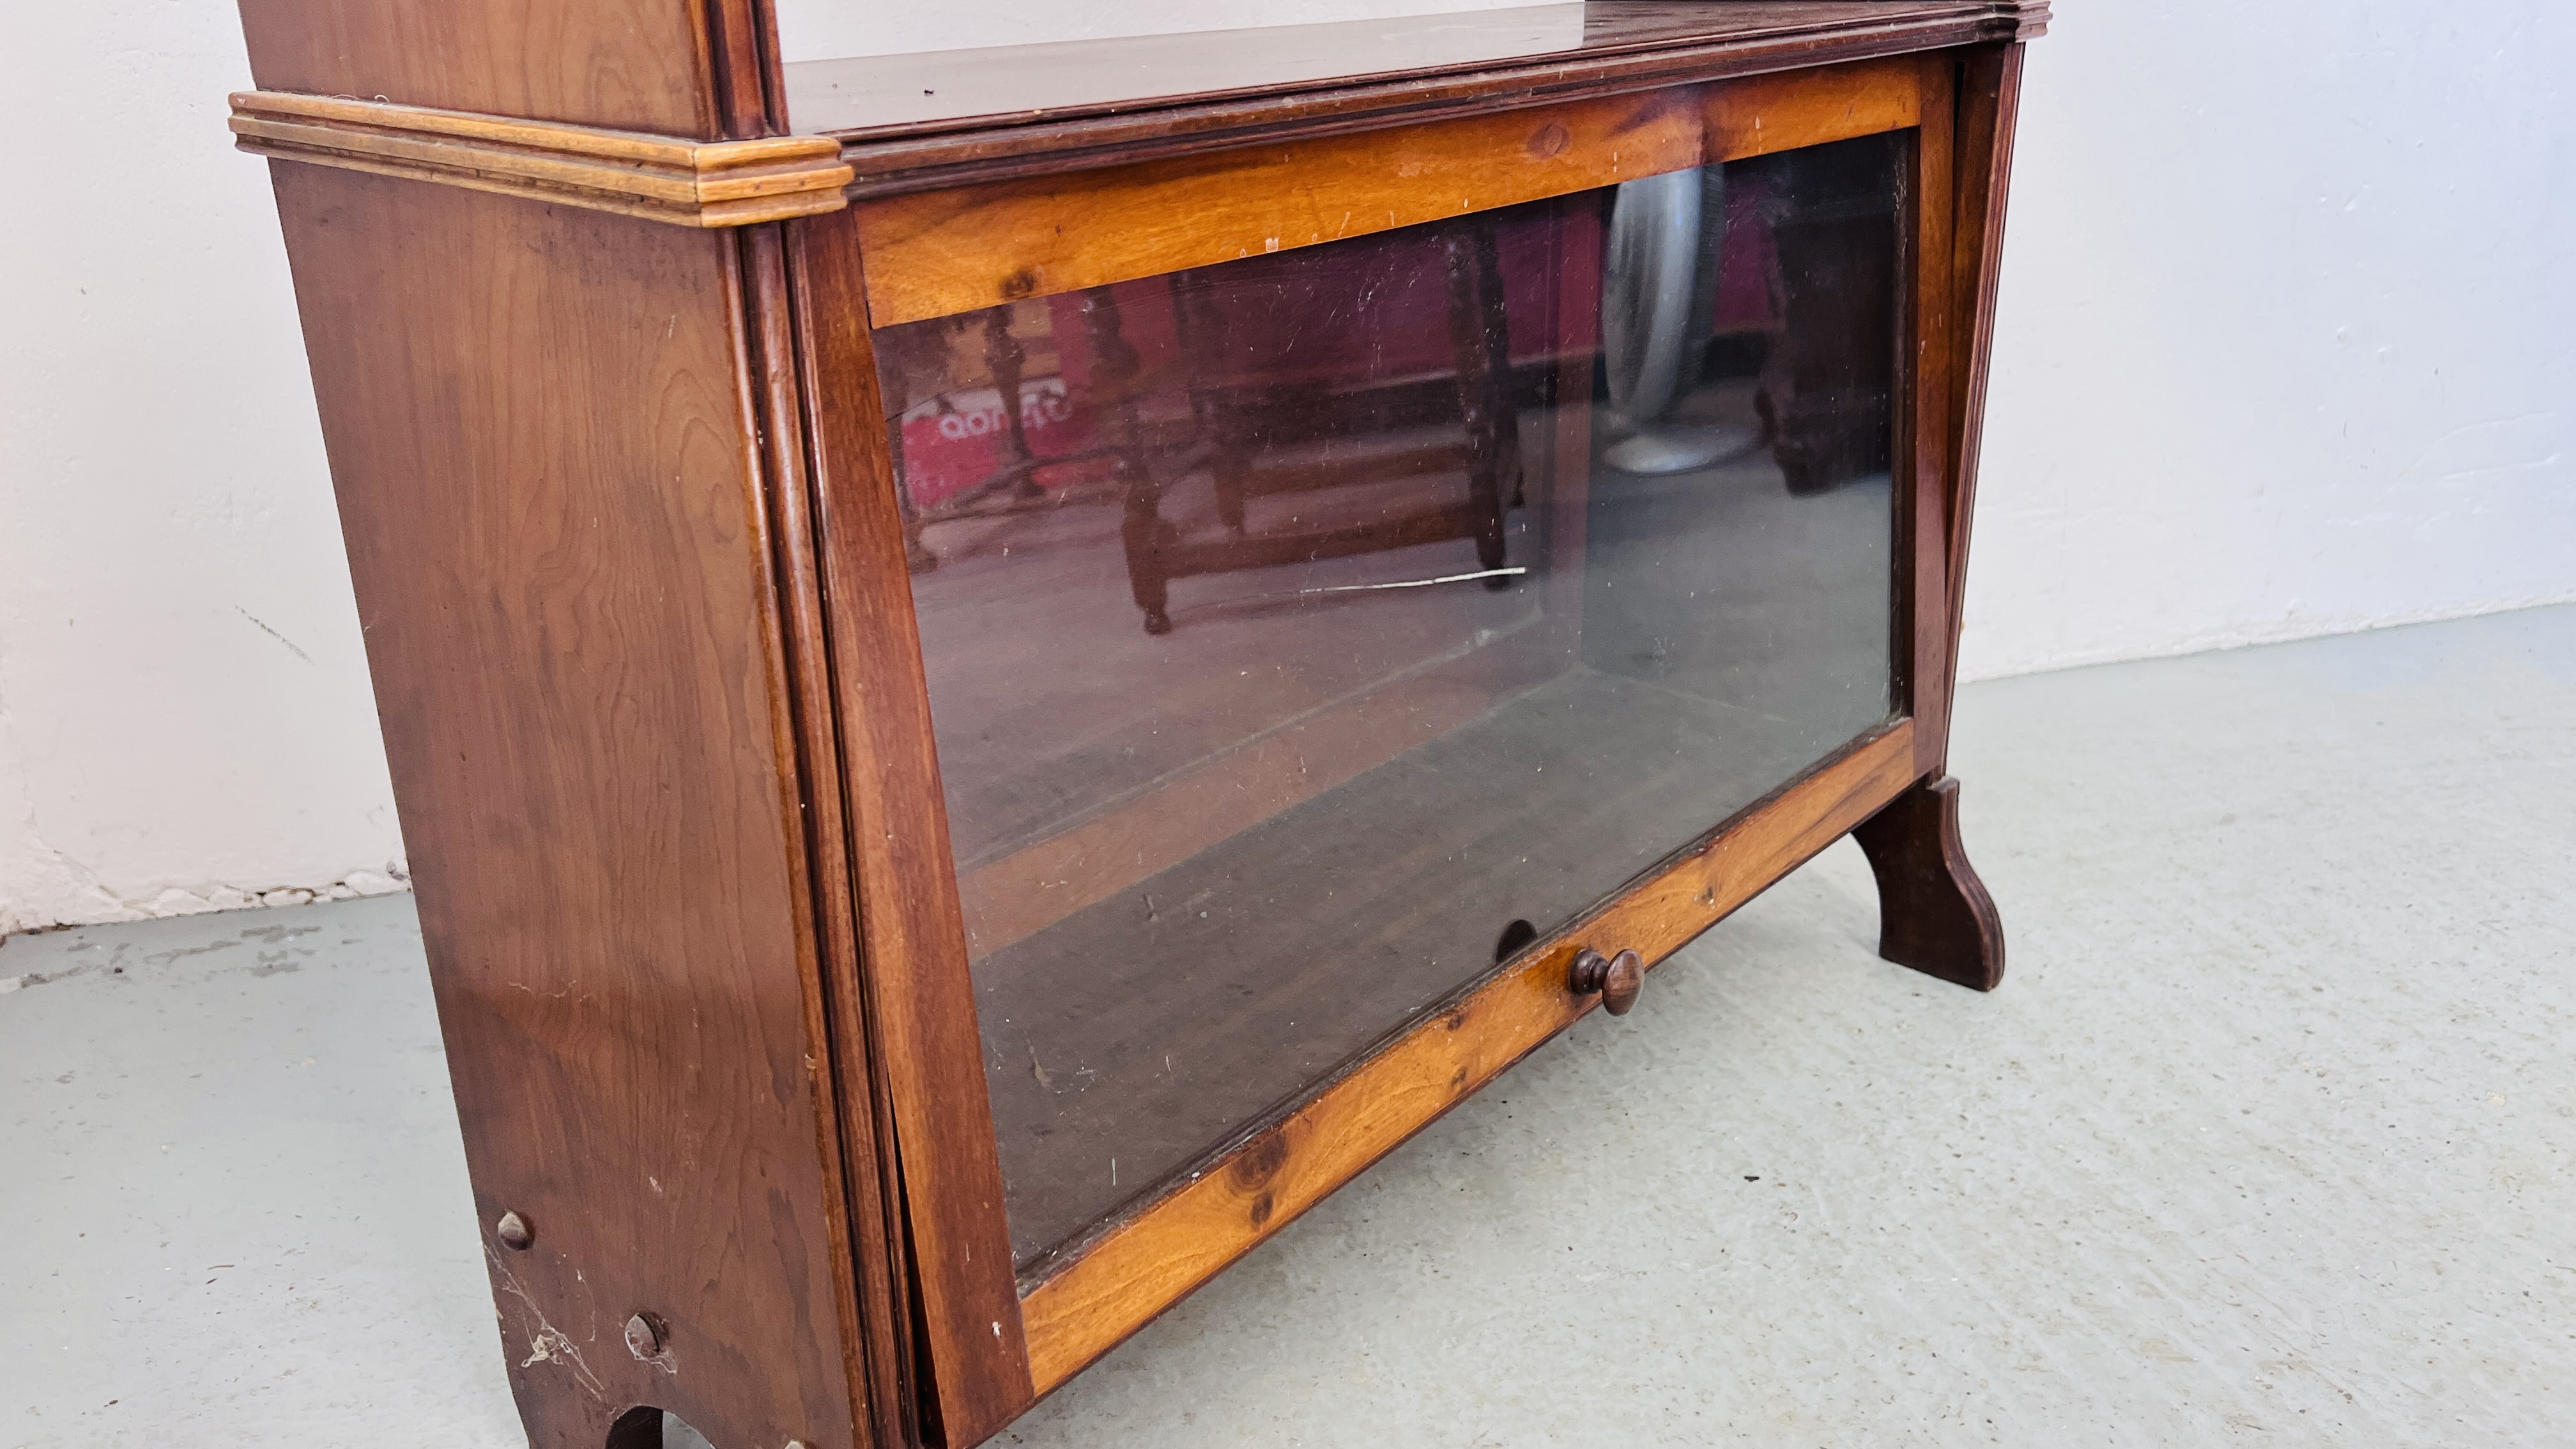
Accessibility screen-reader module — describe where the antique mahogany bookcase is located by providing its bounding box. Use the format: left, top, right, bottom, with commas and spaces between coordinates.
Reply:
226, 2, 2043, 1445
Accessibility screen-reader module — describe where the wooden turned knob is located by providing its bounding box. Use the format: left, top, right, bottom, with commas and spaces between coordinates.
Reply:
1569, 947, 1644, 1015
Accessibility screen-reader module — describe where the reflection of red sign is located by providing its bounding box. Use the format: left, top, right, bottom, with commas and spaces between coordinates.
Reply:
891, 198, 1665, 515
1047, 212, 1577, 398
897, 379, 1092, 508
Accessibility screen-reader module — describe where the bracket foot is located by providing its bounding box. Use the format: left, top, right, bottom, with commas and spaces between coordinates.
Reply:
1852, 774, 2004, 991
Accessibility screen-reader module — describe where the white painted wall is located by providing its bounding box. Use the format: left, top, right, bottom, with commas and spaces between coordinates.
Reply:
1959, 0, 2576, 677
1, 0, 2569, 935
776, 0, 1516, 62
0, 1, 408, 937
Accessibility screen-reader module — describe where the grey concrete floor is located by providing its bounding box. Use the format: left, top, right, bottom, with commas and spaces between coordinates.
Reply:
6, 604, 2574, 1448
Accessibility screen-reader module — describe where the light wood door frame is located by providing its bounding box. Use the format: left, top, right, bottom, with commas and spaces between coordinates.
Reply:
798, 45, 1993, 1426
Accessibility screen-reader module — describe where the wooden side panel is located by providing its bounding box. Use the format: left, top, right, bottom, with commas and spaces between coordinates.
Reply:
1905, 59, 1959, 774
270, 166, 857, 1449
744, 222, 916, 1449
790, 206, 1037, 1446
1927, 42, 2028, 765
854, 54, 1927, 326
1020, 723, 1922, 1391
236, 0, 724, 136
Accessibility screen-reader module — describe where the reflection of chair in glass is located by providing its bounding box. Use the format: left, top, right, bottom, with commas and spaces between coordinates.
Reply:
889, 305, 1167, 572
1110, 219, 1526, 634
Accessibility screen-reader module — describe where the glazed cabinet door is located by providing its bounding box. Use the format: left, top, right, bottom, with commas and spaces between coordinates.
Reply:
889, 133, 1914, 1275
792, 52, 1963, 1439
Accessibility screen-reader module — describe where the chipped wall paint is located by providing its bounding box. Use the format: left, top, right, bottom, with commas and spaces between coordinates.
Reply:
4, 0, 2571, 938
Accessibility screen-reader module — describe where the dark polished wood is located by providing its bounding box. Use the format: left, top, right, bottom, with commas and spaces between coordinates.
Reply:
1852, 774, 2004, 990
238, 0, 721, 137
226, 91, 854, 227
1903, 57, 1958, 780
739, 221, 916, 1449
1931, 42, 2028, 765
269, 166, 866, 1449
786, 206, 1037, 1446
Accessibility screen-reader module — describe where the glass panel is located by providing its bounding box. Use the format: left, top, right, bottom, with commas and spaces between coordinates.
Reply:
873, 132, 1906, 1273
783, 4, 1589, 126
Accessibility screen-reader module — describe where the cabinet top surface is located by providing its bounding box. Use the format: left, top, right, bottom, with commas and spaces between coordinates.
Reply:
790, 1, 2043, 152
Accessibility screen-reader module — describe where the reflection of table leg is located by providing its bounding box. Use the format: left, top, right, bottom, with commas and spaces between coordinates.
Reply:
1084, 287, 1175, 635
1761, 207, 1896, 495
1534, 191, 1602, 662
1120, 459, 1173, 635
1172, 286, 1250, 538
1128, 222, 1531, 631
1474, 222, 1527, 511
1442, 222, 1521, 590
983, 307, 1043, 500
887, 426, 940, 573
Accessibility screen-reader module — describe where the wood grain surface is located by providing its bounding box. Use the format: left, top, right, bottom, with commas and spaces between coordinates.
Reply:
789, 205, 1038, 1446
1903, 61, 1959, 776
739, 220, 916, 1449
1928, 43, 2027, 767
229, 91, 852, 227
1018, 721, 1920, 1392
854, 55, 1929, 326
238, 0, 728, 137
271, 166, 861, 1449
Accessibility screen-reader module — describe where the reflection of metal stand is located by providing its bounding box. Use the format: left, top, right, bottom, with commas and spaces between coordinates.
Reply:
1601, 166, 1756, 475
